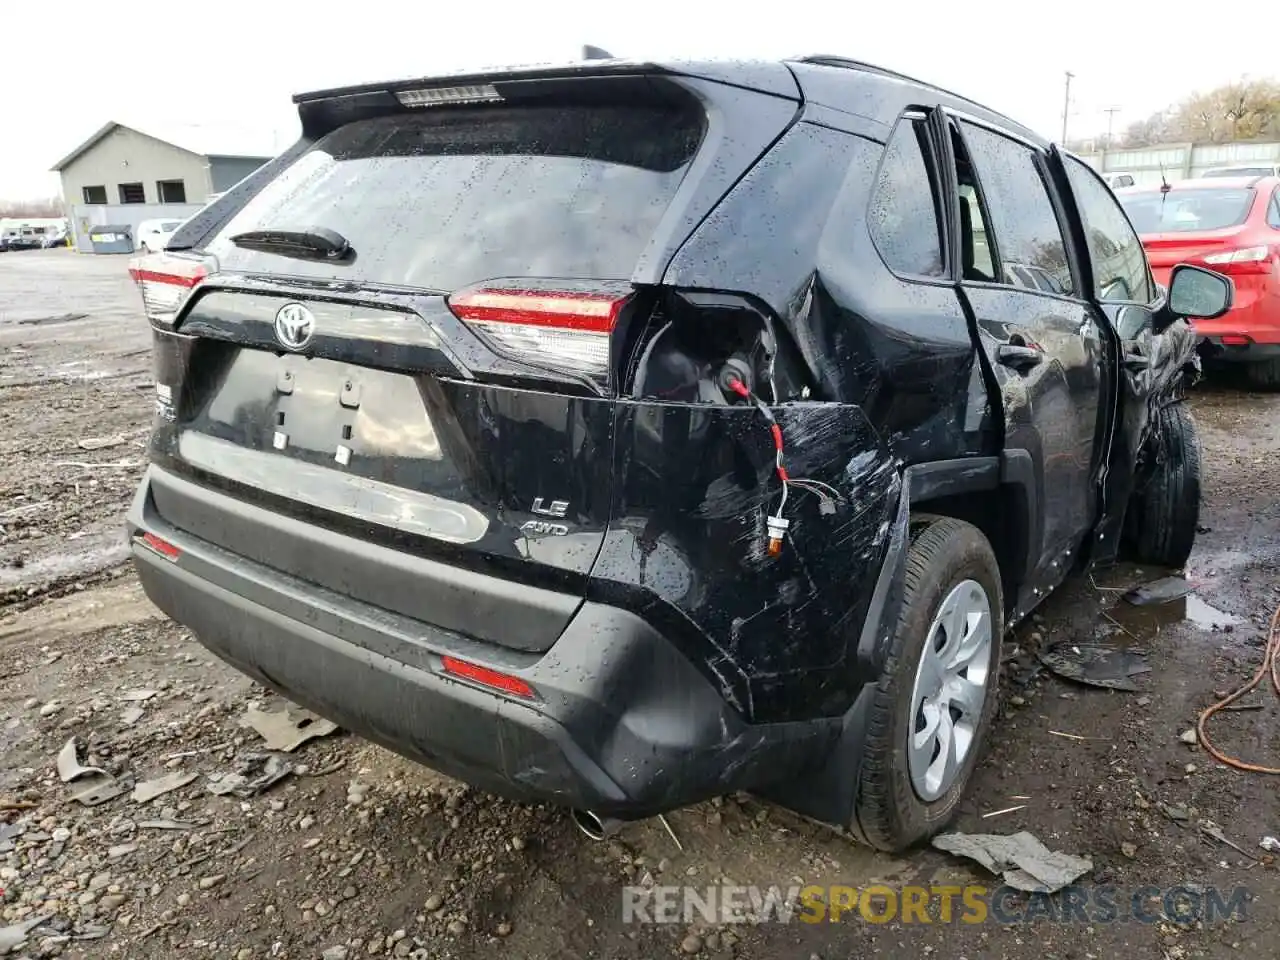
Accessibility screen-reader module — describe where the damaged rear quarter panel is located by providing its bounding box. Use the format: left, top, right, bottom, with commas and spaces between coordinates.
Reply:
587, 399, 898, 725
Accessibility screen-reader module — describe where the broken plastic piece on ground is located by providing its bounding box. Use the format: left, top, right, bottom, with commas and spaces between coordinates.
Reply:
1124, 576, 1192, 606
56, 737, 107, 783
207, 753, 293, 797
69, 772, 127, 806
137, 818, 203, 830
932, 831, 1093, 893
1037, 643, 1151, 691
241, 704, 339, 753
1261, 836, 1280, 853
120, 689, 159, 702
131, 770, 198, 803
0, 914, 53, 953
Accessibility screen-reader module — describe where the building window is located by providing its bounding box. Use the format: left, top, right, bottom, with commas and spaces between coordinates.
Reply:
118, 182, 146, 204
82, 185, 107, 204
157, 179, 187, 204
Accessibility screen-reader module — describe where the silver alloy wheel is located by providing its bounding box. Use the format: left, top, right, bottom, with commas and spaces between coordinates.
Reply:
907, 578, 993, 802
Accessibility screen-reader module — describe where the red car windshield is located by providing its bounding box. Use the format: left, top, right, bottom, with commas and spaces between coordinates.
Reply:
1119, 188, 1254, 234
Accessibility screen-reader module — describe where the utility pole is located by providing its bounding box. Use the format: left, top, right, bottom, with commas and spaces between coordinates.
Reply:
1061, 71, 1074, 144
1103, 106, 1121, 147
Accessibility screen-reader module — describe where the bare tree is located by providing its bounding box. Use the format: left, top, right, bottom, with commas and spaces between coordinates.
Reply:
0, 198, 65, 218
1121, 79, 1280, 146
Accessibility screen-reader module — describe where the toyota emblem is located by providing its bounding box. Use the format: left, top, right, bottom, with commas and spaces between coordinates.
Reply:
274, 302, 315, 351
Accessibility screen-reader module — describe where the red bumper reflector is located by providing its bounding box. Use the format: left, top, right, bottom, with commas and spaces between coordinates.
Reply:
138, 532, 181, 560
1220, 334, 1252, 346
440, 656, 535, 699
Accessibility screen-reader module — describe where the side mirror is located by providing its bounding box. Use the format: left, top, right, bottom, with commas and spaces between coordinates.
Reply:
1167, 264, 1233, 320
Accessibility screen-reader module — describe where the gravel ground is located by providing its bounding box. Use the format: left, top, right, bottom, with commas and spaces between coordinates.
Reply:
2, 249, 1277, 959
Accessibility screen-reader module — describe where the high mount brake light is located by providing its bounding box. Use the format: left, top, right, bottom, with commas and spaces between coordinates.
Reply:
448, 284, 631, 383
394, 84, 503, 108
127, 253, 212, 327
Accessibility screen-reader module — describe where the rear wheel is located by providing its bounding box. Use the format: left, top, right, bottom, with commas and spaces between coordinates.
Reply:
853, 517, 1003, 852
1129, 402, 1201, 568
1245, 358, 1280, 390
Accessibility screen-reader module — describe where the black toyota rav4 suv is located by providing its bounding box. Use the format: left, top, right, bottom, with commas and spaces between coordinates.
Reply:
125, 55, 1232, 851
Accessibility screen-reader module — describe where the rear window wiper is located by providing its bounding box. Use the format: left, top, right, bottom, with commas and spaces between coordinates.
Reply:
229, 226, 352, 261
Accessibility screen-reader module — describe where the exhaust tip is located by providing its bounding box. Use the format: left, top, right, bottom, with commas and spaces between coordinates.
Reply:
570, 808, 615, 841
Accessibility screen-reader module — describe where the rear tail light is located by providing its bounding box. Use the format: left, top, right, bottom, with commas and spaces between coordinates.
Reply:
127, 252, 213, 326
1220, 334, 1252, 346
440, 655, 535, 699
1202, 245, 1274, 274
136, 532, 181, 561
448, 280, 632, 384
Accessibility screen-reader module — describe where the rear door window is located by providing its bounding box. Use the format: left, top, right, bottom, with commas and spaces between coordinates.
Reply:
204, 104, 704, 291
958, 121, 1076, 297
868, 116, 945, 278
1064, 156, 1153, 305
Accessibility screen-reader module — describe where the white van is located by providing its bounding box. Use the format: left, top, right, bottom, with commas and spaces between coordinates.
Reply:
135, 219, 185, 253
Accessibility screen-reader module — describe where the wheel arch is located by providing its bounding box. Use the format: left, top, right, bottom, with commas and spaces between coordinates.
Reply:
905, 455, 1035, 622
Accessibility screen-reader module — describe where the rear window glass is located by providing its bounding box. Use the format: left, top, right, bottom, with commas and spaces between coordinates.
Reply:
1117, 188, 1254, 233
204, 104, 704, 291
1201, 167, 1271, 178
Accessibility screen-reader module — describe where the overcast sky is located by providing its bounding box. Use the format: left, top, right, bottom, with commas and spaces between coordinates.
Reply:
3, 0, 1275, 200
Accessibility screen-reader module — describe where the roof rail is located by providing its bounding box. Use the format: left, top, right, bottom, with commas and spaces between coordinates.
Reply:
793, 55, 1022, 134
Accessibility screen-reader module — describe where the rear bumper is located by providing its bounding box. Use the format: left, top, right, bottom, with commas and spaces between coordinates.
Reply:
1197, 337, 1280, 363
127, 468, 843, 817
1182, 271, 1280, 360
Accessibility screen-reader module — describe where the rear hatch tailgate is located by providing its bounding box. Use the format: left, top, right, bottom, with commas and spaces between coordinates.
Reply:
137, 64, 800, 653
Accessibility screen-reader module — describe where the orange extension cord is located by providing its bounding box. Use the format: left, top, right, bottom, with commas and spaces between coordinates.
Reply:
1196, 599, 1280, 774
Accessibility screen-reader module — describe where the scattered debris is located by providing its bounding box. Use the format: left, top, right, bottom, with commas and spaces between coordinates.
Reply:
1179, 728, 1199, 745
1261, 837, 1280, 854
120, 706, 145, 726
1199, 820, 1259, 861
982, 805, 1028, 819
137, 818, 203, 831
1047, 730, 1109, 742
1120, 841, 1138, 859
120, 689, 159, 702
77, 434, 129, 451
132, 770, 199, 803
1124, 577, 1192, 606
659, 812, 684, 852
56, 737, 107, 782
17, 311, 88, 326
241, 705, 339, 753
1160, 803, 1191, 822
0, 914, 52, 953
932, 831, 1093, 893
207, 753, 293, 797
1038, 643, 1151, 691
69, 774, 127, 807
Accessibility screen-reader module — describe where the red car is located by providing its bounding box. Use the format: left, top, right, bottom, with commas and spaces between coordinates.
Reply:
1116, 176, 1280, 387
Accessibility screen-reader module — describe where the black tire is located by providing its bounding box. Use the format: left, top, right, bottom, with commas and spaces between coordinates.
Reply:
1129, 402, 1201, 568
853, 517, 1003, 852
1245, 358, 1280, 390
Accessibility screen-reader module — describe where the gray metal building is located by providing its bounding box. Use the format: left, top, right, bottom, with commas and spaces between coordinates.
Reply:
50, 122, 277, 253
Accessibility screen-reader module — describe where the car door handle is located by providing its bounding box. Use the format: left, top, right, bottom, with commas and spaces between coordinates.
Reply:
996, 343, 1044, 371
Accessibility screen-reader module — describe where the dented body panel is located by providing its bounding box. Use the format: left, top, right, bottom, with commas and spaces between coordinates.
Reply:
126, 55, 1208, 827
